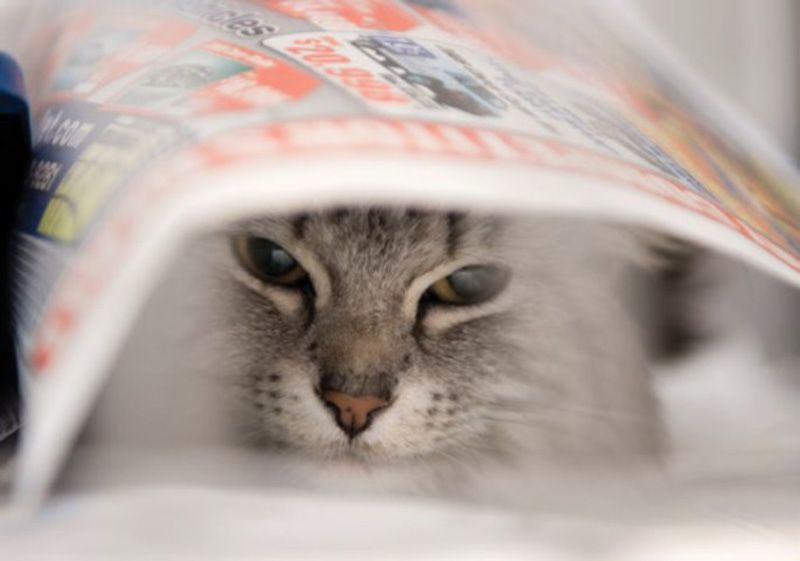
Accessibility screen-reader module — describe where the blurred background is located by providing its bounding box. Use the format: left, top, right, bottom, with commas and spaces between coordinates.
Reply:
636, 0, 798, 162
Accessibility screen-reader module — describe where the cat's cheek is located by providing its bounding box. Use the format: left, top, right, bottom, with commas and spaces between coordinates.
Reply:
245, 358, 344, 450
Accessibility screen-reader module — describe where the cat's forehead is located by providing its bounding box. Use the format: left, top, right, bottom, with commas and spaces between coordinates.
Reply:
240, 208, 505, 272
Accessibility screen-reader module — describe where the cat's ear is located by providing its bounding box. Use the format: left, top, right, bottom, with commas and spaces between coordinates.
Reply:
626, 227, 701, 272
616, 227, 708, 360
589, 224, 696, 274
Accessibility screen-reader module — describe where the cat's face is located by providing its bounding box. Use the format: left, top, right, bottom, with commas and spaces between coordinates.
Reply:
201, 208, 659, 468
215, 209, 517, 463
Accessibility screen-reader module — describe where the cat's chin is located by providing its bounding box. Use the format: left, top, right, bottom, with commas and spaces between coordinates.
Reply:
256, 436, 503, 499
280, 452, 463, 498
288, 440, 431, 468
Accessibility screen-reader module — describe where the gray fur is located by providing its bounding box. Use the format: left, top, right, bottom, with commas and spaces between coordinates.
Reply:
80, 209, 663, 497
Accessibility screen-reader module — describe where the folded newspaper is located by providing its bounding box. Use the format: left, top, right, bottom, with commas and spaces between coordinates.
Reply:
2, 0, 800, 522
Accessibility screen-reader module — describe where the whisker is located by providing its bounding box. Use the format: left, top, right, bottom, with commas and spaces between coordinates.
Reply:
479, 405, 648, 426
485, 398, 648, 422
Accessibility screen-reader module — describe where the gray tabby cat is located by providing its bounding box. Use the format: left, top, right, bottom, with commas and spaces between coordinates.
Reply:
80, 208, 666, 497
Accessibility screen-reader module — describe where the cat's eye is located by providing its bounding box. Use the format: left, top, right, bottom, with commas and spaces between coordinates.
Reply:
428, 265, 510, 306
234, 235, 308, 286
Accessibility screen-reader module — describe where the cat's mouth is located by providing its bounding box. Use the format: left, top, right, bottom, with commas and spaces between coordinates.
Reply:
315, 439, 433, 468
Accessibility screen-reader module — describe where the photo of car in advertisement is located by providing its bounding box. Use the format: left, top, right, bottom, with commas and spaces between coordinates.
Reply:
267, 32, 526, 122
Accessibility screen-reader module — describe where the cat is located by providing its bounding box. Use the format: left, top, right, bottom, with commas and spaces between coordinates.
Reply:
69, 207, 669, 499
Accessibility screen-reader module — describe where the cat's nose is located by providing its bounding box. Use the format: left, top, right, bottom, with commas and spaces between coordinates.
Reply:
321, 390, 389, 438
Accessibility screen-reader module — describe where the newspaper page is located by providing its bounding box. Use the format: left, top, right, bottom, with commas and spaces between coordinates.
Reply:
1, 0, 798, 504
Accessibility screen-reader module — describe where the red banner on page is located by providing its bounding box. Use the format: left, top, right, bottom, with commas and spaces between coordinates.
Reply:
259, 0, 420, 31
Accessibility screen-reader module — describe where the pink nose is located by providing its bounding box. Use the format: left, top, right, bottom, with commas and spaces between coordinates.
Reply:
322, 391, 388, 437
